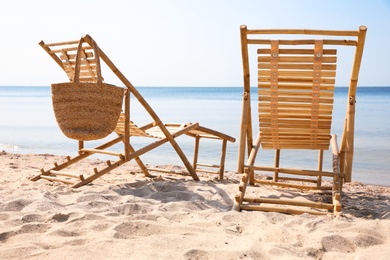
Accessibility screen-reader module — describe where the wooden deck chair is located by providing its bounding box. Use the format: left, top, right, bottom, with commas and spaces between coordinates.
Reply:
31, 34, 235, 188
233, 25, 367, 215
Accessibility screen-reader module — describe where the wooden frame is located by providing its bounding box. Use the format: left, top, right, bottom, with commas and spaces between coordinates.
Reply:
31, 34, 235, 188
233, 25, 367, 214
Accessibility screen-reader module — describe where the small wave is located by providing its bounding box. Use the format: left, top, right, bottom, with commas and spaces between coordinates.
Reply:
0, 144, 20, 151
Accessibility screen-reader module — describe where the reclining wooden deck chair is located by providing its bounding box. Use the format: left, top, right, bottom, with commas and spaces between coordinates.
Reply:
31, 34, 235, 188
233, 25, 367, 214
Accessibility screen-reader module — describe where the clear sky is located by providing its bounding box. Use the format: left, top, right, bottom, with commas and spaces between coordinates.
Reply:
1, 0, 389, 87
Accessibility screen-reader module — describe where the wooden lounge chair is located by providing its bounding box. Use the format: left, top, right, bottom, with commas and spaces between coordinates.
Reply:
233, 25, 367, 214
31, 34, 235, 188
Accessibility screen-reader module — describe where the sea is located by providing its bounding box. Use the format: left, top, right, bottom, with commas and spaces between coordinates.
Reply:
1, 86, 389, 186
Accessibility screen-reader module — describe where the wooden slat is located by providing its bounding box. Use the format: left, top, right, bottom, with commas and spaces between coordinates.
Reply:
260, 132, 330, 138
259, 111, 332, 117
258, 48, 337, 55
40, 175, 76, 185
49, 45, 93, 53
260, 132, 331, 138
259, 77, 335, 85
246, 28, 359, 36
258, 70, 336, 78
247, 165, 336, 177
261, 144, 330, 150
260, 128, 331, 134
49, 170, 83, 179
277, 176, 318, 183
260, 135, 331, 140
60, 52, 94, 60
80, 148, 123, 157
195, 168, 219, 174
243, 197, 334, 210
147, 167, 191, 176
257, 49, 337, 55
259, 106, 333, 113
260, 129, 331, 135
259, 96, 334, 104
260, 143, 331, 149
259, 116, 332, 123
258, 63, 337, 70
247, 39, 358, 46
260, 138, 331, 144
259, 109, 333, 115
258, 84, 335, 91
260, 119, 332, 125
240, 204, 328, 215
196, 163, 220, 168
64, 59, 97, 66
258, 56, 337, 63
259, 103, 334, 109
254, 179, 333, 190
258, 90, 334, 98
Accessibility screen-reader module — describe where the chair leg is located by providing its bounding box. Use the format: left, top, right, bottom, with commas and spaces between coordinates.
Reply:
331, 134, 342, 213
317, 150, 324, 187
273, 149, 280, 182
218, 139, 227, 180
192, 136, 200, 173
127, 143, 151, 177
233, 169, 250, 211
170, 139, 199, 181
78, 140, 84, 150
333, 192, 342, 213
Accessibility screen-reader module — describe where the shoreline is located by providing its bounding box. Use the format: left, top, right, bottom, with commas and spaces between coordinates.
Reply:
0, 152, 389, 259
3, 148, 390, 188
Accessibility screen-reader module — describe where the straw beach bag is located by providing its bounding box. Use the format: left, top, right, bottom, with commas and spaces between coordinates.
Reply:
51, 37, 124, 141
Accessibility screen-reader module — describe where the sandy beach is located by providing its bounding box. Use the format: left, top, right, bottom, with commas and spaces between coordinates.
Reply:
0, 151, 389, 259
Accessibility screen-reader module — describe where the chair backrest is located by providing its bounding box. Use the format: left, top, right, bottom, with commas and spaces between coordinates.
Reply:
257, 39, 337, 150
40, 40, 99, 83
238, 25, 367, 180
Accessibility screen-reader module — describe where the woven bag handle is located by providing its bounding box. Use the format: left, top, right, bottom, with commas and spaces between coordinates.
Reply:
73, 37, 103, 83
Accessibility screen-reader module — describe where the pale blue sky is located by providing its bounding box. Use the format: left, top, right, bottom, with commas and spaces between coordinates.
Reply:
1, 0, 389, 86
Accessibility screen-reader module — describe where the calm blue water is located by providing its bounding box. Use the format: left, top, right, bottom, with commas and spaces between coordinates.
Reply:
0, 86, 389, 186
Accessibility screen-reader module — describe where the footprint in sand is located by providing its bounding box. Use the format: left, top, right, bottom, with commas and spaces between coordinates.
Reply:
184, 249, 207, 259
353, 233, 385, 248
0, 199, 33, 212
76, 194, 119, 203
112, 203, 151, 215
68, 213, 104, 223
50, 213, 71, 222
321, 235, 355, 253
114, 221, 168, 239
0, 223, 50, 242
22, 214, 45, 223
51, 229, 83, 237
0, 213, 10, 221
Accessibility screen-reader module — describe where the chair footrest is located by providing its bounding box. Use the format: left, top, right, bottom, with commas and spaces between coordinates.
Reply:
50, 170, 85, 180
255, 179, 333, 190
80, 148, 124, 158
195, 168, 219, 174
196, 163, 220, 168
243, 197, 334, 210
277, 176, 318, 183
240, 204, 328, 215
147, 167, 191, 176
40, 175, 77, 185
